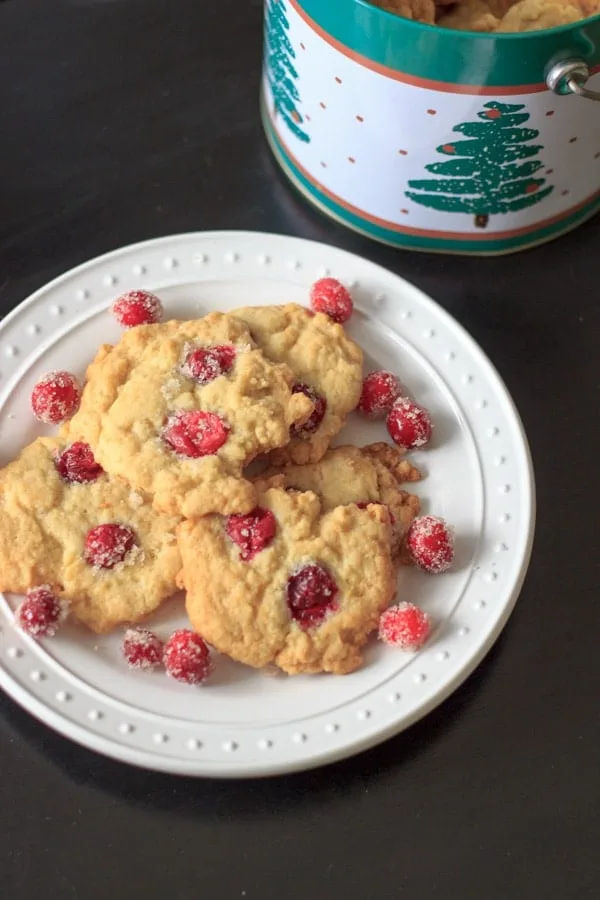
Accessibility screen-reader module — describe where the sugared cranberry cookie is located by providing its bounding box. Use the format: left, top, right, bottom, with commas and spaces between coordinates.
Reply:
257, 443, 421, 564
231, 304, 363, 465
63, 312, 313, 517
0, 437, 180, 632
178, 483, 396, 675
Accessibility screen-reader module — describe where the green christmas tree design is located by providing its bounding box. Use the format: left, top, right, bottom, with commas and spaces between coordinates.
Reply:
264, 0, 310, 143
405, 101, 553, 228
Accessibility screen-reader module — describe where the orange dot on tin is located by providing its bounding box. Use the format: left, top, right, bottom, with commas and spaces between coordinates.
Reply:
305, 114, 311, 122
398, 149, 408, 156
546, 110, 555, 116
525, 183, 538, 194
300, 42, 306, 50
291, 110, 300, 123
400, 209, 409, 215
569, 137, 577, 143
427, 109, 437, 115
595, 152, 600, 159
320, 162, 327, 168
348, 157, 356, 163
484, 109, 501, 119
561, 189, 570, 196
335, 77, 342, 84
442, 144, 456, 154
356, 115, 364, 122
546, 169, 554, 175
320, 102, 326, 109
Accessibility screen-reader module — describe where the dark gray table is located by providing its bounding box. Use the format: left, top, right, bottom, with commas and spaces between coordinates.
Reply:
1, 1, 598, 897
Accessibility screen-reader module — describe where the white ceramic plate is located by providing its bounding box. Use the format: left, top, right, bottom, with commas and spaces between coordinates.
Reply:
0, 232, 534, 777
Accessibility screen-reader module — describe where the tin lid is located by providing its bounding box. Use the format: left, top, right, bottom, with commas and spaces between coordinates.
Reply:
296, 0, 600, 88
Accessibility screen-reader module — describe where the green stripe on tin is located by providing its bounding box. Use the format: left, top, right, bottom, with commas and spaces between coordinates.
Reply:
262, 104, 600, 255
297, 0, 600, 87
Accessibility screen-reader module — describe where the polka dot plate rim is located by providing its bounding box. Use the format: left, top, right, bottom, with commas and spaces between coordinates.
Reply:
0, 231, 535, 777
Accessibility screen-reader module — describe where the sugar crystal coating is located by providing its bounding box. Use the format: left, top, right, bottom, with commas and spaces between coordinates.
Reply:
226, 507, 277, 561
182, 344, 236, 384
164, 629, 212, 685
387, 397, 433, 450
406, 515, 454, 573
54, 442, 104, 484
378, 602, 431, 650
122, 627, 164, 670
309, 278, 353, 324
31, 371, 81, 425
84, 523, 136, 569
162, 410, 229, 458
112, 290, 163, 327
16, 586, 67, 638
357, 370, 402, 418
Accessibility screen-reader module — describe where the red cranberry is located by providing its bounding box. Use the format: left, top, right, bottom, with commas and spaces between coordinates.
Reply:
309, 278, 353, 324
162, 410, 229, 457
55, 442, 104, 483
182, 345, 236, 384
287, 563, 339, 629
291, 383, 326, 436
84, 524, 136, 569
31, 371, 81, 425
112, 290, 163, 327
226, 507, 277, 561
164, 629, 212, 685
16, 587, 66, 638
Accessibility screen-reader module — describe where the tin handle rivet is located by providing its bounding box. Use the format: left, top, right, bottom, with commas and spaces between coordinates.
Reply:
546, 60, 600, 102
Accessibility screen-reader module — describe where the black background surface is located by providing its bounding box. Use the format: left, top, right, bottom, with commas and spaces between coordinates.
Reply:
1, 2, 599, 898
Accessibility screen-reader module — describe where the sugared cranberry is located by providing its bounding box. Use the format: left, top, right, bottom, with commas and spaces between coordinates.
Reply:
163, 629, 212, 685
378, 602, 431, 650
291, 383, 326, 436
386, 397, 433, 450
226, 507, 277, 561
309, 278, 353, 324
16, 586, 67, 638
31, 371, 81, 425
357, 370, 402, 418
112, 290, 163, 327
162, 410, 229, 457
55, 442, 104, 484
406, 515, 454, 573
182, 345, 236, 384
122, 628, 164, 670
84, 523, 136, 569
287, 563, 339, 629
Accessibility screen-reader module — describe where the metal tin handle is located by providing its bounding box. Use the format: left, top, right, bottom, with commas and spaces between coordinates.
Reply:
546, 59, 600, 102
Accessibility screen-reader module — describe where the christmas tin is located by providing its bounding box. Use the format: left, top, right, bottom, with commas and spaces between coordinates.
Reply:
261, 0, 600, 254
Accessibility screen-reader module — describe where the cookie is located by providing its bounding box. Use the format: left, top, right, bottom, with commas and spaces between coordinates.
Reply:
231, 304, 363, 465
257, 443, 421, 564
437, 0, 500, 28
497, 0, 582, 29
64, 312, 313, 517
370, 0, 436, 22
179, 484, 396, 675
0, 437, 181, 633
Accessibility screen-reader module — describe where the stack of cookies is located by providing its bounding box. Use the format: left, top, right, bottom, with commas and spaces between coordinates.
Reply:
0, 281, 451, 682
371, 0, 600, 32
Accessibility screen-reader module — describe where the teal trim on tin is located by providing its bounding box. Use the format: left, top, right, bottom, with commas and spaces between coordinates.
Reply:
263, 110, 600, 255
296, 0, 600, 87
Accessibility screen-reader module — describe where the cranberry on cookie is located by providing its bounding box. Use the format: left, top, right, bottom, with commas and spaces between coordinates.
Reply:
179, 483, 396, 675
64, 312, 313, 517
0, 437, 181, 633
231, 304, 363, 465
